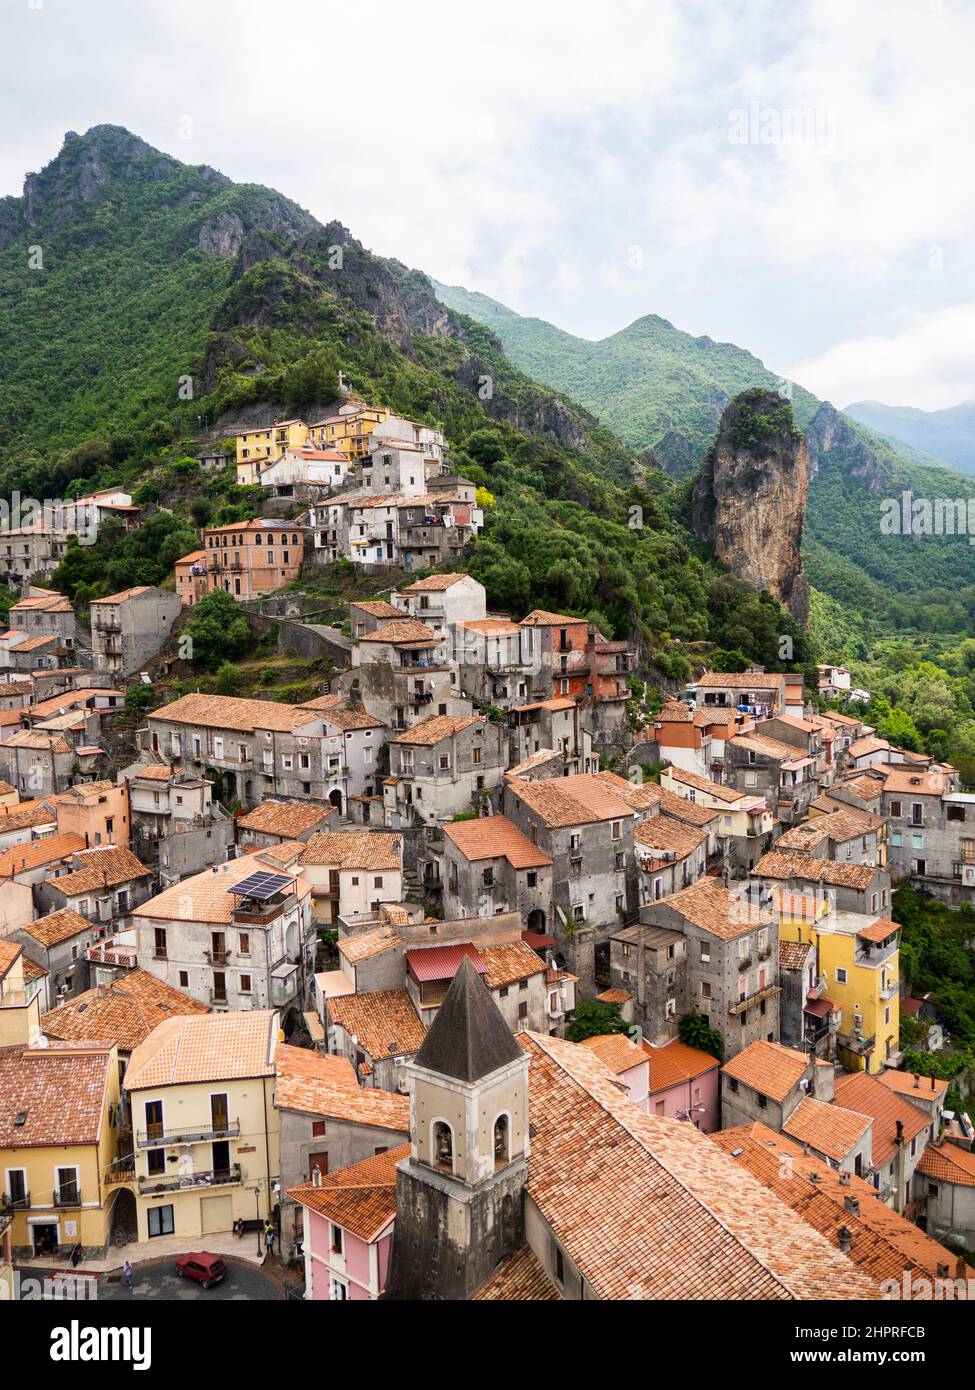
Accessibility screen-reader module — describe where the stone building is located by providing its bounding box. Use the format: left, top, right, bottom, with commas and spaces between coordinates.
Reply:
120, 762, 234, 886
724, 730, 818, 826
608, 922, 689, 1045
638, 878, 779, 1062
384, 714, 506, 828
440, 815, 553, 927
90, 586, 181, 679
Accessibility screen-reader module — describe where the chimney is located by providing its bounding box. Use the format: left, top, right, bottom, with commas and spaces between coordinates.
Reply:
837, 1226, 852, 1255
839, 1171, 851, 1187
913, 1073, 921, 1089
844, 1194, 860, 1217
312, 1165, 322, 1187
895, 1119, 904, 1145
931, 1074, 936, 1092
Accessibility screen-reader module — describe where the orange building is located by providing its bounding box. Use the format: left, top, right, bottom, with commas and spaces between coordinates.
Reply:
174, 550, 208, 607
203, 520, 304, 601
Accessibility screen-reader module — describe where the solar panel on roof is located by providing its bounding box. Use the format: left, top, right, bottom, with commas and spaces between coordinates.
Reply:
229, 871, 293, 900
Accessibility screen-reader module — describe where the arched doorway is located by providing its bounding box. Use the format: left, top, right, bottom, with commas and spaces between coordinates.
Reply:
329, 789, 343, 816
526, 908, 546, 933
107, 1186, 138, 1248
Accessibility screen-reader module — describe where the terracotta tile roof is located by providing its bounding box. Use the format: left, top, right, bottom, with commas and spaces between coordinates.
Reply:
776, 808, 882, 851
713, 1123, 974, 1288
337, 925, 401, 965
590, 771, 661, 813
327, 989, 425, 1059
11, 594, 73, 613
90, 586, 154, 604
133, 853, 305, 925
149, 692, 317, 734
856, 917, 899, 944
881, 766, 947, 796
21, 907, 93, 948
721, 1040, 809, 1102
298, 693, 346, 711
320, 705, 385, 731
49, 846, 150, 898
519, 1032, 875, 1300
656, 700, 693, 723
848, 736, 891, 758
666, 768, 748, 802
730, 732, 805, 762
4, 730, 73, 753
287, 1144, 410, 1242
462, 618, 521, 634
697, 671, 784, 689
299, 831, 401, 872
0, 1041, 114, 1147
129, 762, 173, 781
635, 816, 707, 860
348, 600, 401, 618
833, 1073, 930, 1167
782, 1095, 872, 1162
21, 957, 47, 983
41, 971, 208, 1052
916, 1142, 975, 1188
479, 940, 547, 990
256, 839, 305, 868
274, 1043, 409, 1130
779, 940, 811, 971
596, 988, 631, 1004
580, 1032, 648, 1075
656, 787, 719, 827
399, 573, 466, 592
0, 803, 57, 833
237, 800, 333, 839
125, 1010, 278, 1090
752, 852, 879, 890
442, 815, 552, 868
389, 713, 482, 745
0, 938, 22, 978
520, 610, 586, 627
358, 619, 439, 645
474, 1244, 560, 1301
643, 1039, 719, 1093
506, 773, 637, 828
658, 877, 771, 941
876, 1070, 948, 1102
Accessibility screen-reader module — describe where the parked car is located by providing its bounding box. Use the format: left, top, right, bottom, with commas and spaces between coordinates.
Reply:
175, 1253, 228, 1289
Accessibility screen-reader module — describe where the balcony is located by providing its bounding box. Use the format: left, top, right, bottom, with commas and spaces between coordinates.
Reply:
880, 981, 899, 1001
137, 1119, 240, 1149
138, 1164, 242, 1196
233, 892, 295, 927
837, 1031, 876, 1057
0, 1191, 30, 1212
728, 983, 781, 1017
53, 1186, 83, 1208
205, 949, 232, 966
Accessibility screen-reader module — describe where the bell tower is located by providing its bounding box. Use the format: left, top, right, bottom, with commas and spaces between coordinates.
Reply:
383, 956, 530, 1300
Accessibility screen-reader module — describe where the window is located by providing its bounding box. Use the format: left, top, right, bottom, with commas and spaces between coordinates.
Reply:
526, 871, 537, 888
701, 982, 711, 1000
148, 1204, 175, 1238
178, 971, 189, 988
331, 1278, 349, 1301
728, 1077, 739, 1093
239, 933, 250, 956
518, 1001, 528, 1021
154, 927, 167, 960
554, 1244, 565, 1284
374, 876, 383, 889
240, 975, 252, 994
433, 1121, 453, 1172
312, 1120, 326, 1138
889, 800, 902, 817
611, 820, 622, 841
493, 1114, 510, 1167
757, 1094, 767, 1110
699, 942, 710, 964
836, 967, 848, 984
331, 1224, 344, 1255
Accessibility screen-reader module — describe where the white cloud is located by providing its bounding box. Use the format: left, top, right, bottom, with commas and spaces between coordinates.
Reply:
787, 303, 975, 412
0, 0, 971, 408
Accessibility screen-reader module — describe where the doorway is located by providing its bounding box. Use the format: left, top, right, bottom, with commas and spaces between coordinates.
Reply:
32, 1223, 59, 1256
211, 1140, 231, 1181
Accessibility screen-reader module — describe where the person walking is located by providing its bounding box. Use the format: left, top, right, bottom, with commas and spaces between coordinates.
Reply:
122, 1260, 133, 1292
264, 1222, 274, 1258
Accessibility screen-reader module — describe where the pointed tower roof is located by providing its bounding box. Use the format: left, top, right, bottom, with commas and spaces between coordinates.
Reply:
414, 955, 522, 1083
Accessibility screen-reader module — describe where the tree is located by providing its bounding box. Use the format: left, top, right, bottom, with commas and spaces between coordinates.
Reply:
464, 428, 507, 467
215, 662, 239, 695
565, 1000, 629, 1043
190, 497, 213, 530
678, 1011, 724, 1061
183, 591, 253, 670
282, 348, 340, 416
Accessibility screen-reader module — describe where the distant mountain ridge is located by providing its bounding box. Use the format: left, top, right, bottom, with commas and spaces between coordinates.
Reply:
844, 398, 975, 476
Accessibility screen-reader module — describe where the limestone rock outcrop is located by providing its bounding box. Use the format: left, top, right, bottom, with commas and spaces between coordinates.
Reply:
693, 388, 810, 624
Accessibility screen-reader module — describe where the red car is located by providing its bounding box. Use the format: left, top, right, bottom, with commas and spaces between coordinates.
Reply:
175, 1253, 228, 1289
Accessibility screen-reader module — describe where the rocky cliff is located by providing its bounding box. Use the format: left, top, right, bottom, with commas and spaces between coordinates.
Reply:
693, 389, 810, 625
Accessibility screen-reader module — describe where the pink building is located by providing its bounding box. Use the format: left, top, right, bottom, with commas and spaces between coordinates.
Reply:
643, 1039, 720, 1132
288, 1144, 409, 1301
580, 1033, 650, 1111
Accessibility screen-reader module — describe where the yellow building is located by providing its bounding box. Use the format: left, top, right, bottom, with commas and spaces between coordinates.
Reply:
308, 403, 388, 459
777, 891, 899, 1075
0, 942, 121, 1260
235, 419, 311, 482
123, 1010, 281, 1243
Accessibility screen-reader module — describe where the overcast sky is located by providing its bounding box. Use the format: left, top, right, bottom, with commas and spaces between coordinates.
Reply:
2, 0, 973, 410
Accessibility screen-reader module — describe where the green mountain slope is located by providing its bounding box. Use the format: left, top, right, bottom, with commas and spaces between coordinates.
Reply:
0, 126, 813, 685
845, 398, 975, 476
433, 282, 975, 636
433, 280, 821, 475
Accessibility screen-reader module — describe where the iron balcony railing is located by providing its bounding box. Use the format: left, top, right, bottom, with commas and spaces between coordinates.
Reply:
137, 1120, 240, 1149
138, 1164, 242, 1196
1, 1190, 30, 1212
